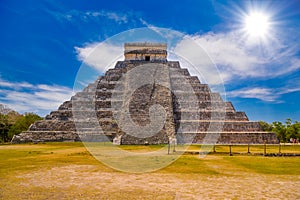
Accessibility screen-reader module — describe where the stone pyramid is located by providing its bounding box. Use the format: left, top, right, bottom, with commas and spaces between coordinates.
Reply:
12, 43, 278, 144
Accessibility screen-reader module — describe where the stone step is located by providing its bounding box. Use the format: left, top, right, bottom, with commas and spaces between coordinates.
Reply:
75, 121, 119, 133
172, 92, 223, 101
29, 120, 76, 131
58, 101, 72, 110
72, 100, 123, 109
166, 61, 180, 68
173, 101, 230, 109
11, 131, 80, 143
176, 132, 279, 144
171, 86, 210, 93
169, 68, 190, 76
176, 121, 261, 132
170, 76, 201, 84
174, 111, 248, 121
96, 82, 118, 90
79, 133, 114, 142
120, 132, 169, 145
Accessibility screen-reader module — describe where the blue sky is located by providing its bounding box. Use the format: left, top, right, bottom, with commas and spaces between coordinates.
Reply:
0, 0, 300, 123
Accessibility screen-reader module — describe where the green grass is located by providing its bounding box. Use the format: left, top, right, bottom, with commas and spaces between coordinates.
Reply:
0, 142, 112, 175
1, 142, 299, 199
224, 156, 300, 174
159, 155, 220, 175
185, 144, 300, 155
1, 143, 299, 176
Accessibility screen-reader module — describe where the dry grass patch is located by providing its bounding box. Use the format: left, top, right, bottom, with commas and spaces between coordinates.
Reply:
1, 143, 299, 199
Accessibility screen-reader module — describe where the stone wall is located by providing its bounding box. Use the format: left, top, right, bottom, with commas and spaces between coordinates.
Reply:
124, 43, 167, 61
11, 131, 80, 143
124, 43, 167, 53
114, 63, 175, 144
177, 132, 279, 144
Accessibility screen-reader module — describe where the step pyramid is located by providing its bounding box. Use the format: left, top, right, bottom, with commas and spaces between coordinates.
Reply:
12, 43, 278, 144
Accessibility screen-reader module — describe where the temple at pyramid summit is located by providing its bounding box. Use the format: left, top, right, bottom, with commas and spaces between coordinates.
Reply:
12, 43, 278, 144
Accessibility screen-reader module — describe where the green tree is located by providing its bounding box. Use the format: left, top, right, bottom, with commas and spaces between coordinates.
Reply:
8, 113, 42, 140
294, 121, 300, 140
272, 121, 287, 142
286, 121, 300, 142
0, 114, 10, 142
259, 121, 273, 131
6, 111, 22, 124
270, 119, 300, 142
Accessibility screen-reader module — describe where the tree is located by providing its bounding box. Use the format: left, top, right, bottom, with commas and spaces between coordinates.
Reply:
0, 114, 10, 142
272, 121, 287, 142
294, 121, 300, 140
286, 121, 300, 142
269, 119, 300, 143
8, 113, 42, 140
259, 121, 273, 131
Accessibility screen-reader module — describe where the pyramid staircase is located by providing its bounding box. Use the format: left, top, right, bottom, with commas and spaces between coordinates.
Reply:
11, 44, 278, 144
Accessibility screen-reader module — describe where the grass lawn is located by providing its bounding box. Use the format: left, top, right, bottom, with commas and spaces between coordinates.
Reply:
0, 142, 299, 199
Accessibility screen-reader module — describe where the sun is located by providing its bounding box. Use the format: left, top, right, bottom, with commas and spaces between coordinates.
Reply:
244, 12, 270, 37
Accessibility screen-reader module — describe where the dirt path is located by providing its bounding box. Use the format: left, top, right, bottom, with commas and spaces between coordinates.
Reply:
2, 164, 297, 199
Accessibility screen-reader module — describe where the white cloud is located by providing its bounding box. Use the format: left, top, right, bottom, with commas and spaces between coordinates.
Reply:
80, 10, 128, 23
0, 78, 74, 116
227, 85, 300, 102
0, 78, 34, 89
36, 84, 71, 92
279, 87, 300, 95
227, 87, 278, 102
75, 42, 123, 72
49, 9, 129, 24
172, 37, 226, 85
96, 11, 128, 23
173, 30, 300, 83
74, 26, 300, 103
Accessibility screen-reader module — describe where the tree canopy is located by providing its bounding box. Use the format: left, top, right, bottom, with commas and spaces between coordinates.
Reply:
0, 112, 42, 142
259, 119, 300, 143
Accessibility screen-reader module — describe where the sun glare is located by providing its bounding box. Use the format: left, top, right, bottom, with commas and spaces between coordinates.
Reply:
244, 12, 270, 37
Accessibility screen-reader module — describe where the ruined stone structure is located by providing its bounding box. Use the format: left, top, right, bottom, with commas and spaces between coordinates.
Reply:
12, 43, 278, 144
124, 43, 167, 61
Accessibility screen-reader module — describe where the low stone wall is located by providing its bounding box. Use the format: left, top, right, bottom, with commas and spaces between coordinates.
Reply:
11, 131, 80, 143
120, 132, 169, 145
177, 132, 279, 144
